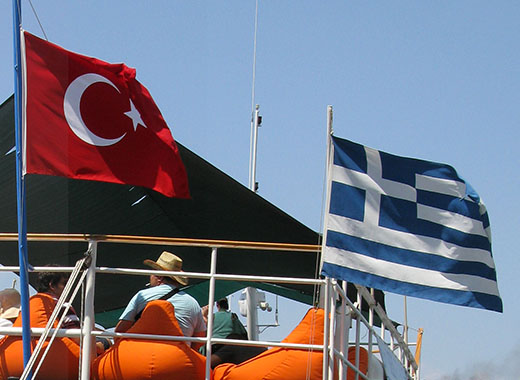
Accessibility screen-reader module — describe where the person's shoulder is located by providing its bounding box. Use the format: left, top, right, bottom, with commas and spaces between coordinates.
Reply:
142, 284, 170, 295
0, 318, 13, 327
176, 291, 201, 306
130, 285, 161, 302
215, 310, 231, 317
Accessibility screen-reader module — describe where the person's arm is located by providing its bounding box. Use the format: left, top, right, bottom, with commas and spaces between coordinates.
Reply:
211, 353, 223, 368
201, 305, 209, 324
114, 291, 142, 335
114, 319, 134, 333
191, 329, 206, 351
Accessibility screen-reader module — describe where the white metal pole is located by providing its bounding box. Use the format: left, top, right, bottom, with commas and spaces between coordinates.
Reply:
80, 241, 97, 380
322, 277, 330, 380
321, 108, 335, 380
404, 295, 409, 345
246, 102, 261, 341
319, 105, 334, 274
204, 247, 218, 380
339, 281, 350, 380
327, 280, 336, 380
338, 285, 345, 380
368, 288, 374, 362
249, 105, 260, 191
246, 286, 259, 341
355, 292, 361, 380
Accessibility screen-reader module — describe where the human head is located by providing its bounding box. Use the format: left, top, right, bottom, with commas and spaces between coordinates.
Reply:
216, 298, 229, 311
0, 288, 21, 320
37, 265, 69, 298
143, 251, 188, 286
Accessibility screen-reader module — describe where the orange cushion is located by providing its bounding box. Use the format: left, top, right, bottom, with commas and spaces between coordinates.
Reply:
92, 300, 207, 380
0, 293, 80, 380
212, 308, 368, 380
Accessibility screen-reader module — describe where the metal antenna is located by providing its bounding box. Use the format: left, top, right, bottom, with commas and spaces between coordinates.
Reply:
248, 0, 260, 192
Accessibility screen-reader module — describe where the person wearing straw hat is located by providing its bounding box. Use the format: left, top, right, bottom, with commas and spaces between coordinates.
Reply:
0, 288, 21, 339
115, 251, 206, 348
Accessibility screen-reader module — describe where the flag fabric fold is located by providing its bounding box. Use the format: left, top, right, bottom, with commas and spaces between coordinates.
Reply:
21, 31, 189, 198
321, 135, 502, 312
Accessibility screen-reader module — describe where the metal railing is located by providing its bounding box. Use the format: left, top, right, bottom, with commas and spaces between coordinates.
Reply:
0, 233, 419, 380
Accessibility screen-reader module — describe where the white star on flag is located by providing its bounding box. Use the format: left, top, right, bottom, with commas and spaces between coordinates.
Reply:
125, 100, 147, 131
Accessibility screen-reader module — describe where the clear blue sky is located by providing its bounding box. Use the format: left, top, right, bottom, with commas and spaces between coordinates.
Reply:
1, 2, 519, 379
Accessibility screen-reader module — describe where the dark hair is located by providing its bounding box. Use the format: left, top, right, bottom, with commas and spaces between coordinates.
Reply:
37, 265, 68, 293
217, 298, 229, 310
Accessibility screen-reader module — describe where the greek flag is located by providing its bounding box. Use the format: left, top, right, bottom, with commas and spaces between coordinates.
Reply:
321, 136, 502, 312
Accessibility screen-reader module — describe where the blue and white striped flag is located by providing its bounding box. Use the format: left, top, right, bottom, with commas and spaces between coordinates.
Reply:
321, 136, 502, 312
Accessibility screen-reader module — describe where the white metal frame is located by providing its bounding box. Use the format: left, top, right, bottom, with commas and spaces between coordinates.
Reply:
0, 233, 419, 380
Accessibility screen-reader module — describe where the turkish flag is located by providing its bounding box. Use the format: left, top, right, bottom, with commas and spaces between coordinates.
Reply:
22, 31, 189, 198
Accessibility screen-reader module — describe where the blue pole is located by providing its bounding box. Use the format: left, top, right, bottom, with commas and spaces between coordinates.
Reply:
12, 0, 33, 375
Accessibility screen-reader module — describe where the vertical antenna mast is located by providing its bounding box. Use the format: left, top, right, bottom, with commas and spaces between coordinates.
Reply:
246, 0, 261, 342
248, 0, 260, 192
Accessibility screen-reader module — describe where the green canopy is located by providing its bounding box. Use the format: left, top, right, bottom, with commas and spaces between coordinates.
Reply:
0, 95, 385, 327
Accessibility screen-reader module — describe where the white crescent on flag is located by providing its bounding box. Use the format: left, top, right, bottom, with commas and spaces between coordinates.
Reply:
63, 73, 144, 147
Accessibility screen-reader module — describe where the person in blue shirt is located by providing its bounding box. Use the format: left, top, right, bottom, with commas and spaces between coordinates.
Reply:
115, 251, 206, 349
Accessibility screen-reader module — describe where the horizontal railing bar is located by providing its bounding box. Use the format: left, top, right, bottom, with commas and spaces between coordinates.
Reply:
199, 337, 323, 350
95, 267, 210, 280
0, 266, 324, 285
0, 266, 75, 273
0, 327, 322, 351
0, 233, 320, 252
104, 332, 323, 350
212, 273, 323, 285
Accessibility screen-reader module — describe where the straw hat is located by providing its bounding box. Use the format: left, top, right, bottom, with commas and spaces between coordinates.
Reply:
143, 251, 188, 286
0, 288, 21, 320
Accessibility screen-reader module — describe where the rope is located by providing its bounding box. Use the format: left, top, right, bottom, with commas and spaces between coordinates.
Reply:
32, 268, 88, 379
304, 308, 318, 380
27, 0, 48, 40
19, 255, 88, 380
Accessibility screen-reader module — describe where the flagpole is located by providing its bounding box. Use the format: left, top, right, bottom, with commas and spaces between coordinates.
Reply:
319, 105, 334, 272
12, 0, 32, 373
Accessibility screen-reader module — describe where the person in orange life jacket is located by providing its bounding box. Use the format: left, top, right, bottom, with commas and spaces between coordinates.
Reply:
115, 251, 206, 350
37, 266, 110, 354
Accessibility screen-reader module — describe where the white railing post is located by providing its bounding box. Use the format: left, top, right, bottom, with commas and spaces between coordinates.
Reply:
322, 277, 330, 380
204, 247, 218, 380
328, 280, 336, 380
368, 288, 374, 366
338, 281, 348, 380
80, 240, 97, 380
355, 291, 361, 380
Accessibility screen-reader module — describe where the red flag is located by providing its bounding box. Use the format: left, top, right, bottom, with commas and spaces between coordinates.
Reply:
22, 31, 189, 198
